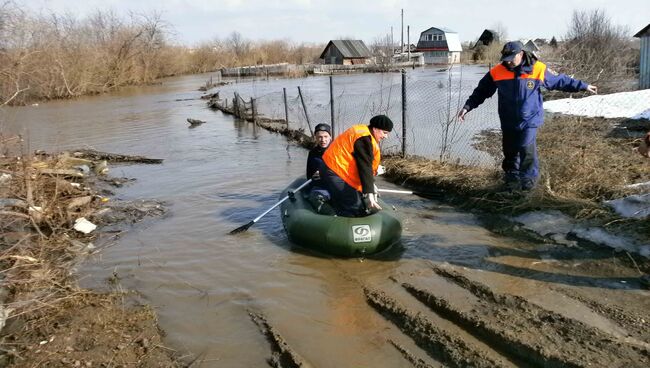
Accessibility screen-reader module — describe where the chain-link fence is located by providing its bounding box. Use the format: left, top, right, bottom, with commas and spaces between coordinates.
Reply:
211, 66, 501, 167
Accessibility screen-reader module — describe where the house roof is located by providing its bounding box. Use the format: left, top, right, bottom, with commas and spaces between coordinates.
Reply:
445, 33, 463, 52
319, 40, 371, 59
523, 39, 540, 51
420, 27, 457, 34
478, 29, 497, 40
634, 23, 650, 38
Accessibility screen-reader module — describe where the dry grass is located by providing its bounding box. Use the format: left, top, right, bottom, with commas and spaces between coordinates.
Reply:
383, 115, 650, 238
0, 137, 100, 321
0, 137, 180, 365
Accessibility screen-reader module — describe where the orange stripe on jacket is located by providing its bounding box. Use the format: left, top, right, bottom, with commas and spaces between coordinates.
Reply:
490, 61, 547, 82
322, 124, 381, 192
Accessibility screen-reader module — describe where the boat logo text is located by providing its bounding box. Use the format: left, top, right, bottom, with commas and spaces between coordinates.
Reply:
352, 225, 372, 243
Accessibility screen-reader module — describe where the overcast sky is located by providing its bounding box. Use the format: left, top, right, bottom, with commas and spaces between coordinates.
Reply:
21, 0, 650, 45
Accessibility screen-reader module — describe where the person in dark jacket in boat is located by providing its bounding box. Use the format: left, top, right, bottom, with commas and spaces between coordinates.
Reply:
306, 123, 333, 213
458, 41, 598, 191
306, 123, 332, 179
321, 115, 393, 217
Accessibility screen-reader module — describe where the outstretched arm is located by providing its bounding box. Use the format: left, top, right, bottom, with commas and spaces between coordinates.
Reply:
458, 72, 497, 121
544, 67, 597, 94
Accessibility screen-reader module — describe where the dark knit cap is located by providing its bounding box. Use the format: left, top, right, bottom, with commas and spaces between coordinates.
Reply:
368, 115, 393, 132
314, 123, 331, 135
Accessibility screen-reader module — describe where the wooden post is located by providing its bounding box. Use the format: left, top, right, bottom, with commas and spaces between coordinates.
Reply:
283, 88, 289, 125
297, 86, 313, 136
250, 97, 257, 124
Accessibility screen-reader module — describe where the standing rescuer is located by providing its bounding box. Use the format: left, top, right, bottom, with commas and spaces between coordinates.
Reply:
321, 115, 393, 217
458, 41, 598, 191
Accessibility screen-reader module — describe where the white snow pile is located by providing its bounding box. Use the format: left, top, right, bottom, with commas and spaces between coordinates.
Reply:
544, 89, 650, 120
514, 211, 650, 258
605, 193, 650, 219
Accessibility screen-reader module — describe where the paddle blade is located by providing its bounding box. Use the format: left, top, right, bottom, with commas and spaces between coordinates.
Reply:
229, 220, 254, 235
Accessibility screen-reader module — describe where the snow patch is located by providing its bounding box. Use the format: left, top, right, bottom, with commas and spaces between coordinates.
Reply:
544, 89, 650, 120
624, 181, 650, 191
514, 210, 649, 257
605, 193, 650, 219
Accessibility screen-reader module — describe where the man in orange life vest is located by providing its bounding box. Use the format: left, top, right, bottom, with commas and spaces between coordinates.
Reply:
320, 115, 393, 217
458, 41, 597, 191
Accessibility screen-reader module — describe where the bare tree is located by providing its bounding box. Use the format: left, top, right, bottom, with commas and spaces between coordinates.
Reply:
0, 1, 31, 105
227, 31, 251, 61
490, 22, 508, 42
370, 33, 393, 70
561, 8, 634, 92
0, 4, 325, 105
133, 11, 169, 83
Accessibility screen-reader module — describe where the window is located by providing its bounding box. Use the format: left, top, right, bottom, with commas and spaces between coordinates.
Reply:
427, 51, 447, 58
424, 33, 446, 42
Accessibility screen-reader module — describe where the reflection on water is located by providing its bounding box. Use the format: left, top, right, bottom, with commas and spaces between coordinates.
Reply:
1, 71, 634, 367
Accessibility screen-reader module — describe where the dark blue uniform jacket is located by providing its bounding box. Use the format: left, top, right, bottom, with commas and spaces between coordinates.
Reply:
464, 59, 588, 130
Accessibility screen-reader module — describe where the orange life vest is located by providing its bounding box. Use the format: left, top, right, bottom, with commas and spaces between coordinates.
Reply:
322, 124, 381, 191
489, 60, 546, 82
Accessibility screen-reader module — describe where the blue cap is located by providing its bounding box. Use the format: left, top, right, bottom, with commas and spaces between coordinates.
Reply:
500, 41, 524, 62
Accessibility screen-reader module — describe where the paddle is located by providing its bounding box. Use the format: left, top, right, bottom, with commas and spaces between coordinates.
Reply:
377, 187, 443, 199
229, 179, 313, 234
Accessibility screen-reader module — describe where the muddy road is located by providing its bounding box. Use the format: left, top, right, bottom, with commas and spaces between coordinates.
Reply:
3, 72, 648, 367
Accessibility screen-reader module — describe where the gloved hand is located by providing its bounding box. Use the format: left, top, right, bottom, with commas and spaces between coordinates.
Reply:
376, 165, 386, 176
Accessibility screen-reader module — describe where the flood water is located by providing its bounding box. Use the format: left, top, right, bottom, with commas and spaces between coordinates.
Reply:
2, 71, 640, 367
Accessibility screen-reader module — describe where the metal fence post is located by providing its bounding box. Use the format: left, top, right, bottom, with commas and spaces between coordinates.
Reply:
297, 86, 313, 136
329, 75, 335, 136
401, 69, 407, 157
283, 88, 289, 125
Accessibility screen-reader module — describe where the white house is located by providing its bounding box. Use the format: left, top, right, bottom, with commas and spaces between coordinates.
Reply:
415, 27, 462, 64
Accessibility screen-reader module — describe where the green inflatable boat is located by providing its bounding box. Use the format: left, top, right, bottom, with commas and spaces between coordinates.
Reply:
280, 178, 402, 257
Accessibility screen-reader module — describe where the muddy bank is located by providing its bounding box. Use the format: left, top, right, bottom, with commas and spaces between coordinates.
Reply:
0, 142, 180, 366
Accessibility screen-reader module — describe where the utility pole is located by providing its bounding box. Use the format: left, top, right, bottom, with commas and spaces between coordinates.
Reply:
407, 25, 410, 61
391, 26, 394, 54
401, 8, 404, 53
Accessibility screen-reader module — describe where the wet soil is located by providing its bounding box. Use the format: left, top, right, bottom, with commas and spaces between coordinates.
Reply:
241, 261, 649, 368
3, 293, 179, 368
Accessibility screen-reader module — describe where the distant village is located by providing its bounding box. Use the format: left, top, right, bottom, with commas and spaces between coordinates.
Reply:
217, 23, 650, 92
319, 28, 547, 67
216, 26, 565, 79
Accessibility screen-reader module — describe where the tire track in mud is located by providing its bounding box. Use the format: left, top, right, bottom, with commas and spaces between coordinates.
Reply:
549, 285, 650, 344
364, 287, 511, 368
401, 264, 650, 368
387, 339, 438, 368
248, 311, 313, 368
